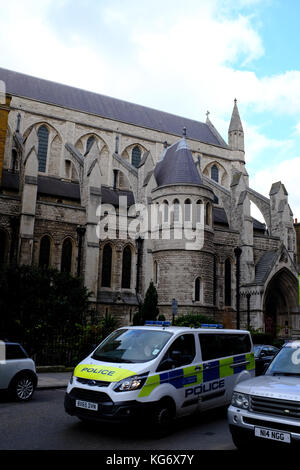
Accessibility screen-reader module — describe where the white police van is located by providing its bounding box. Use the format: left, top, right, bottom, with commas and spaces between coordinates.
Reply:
64, 322, 254, 433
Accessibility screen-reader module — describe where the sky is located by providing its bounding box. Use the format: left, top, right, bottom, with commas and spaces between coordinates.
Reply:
0, 0, 299, 220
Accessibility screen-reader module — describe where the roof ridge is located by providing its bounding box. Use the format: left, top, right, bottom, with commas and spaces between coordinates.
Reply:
0, 67, 227, 147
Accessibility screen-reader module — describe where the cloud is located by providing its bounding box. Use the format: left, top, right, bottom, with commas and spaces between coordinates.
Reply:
0, 0, 299, 186
251, 157, 300, 219
244, 123, 294, 163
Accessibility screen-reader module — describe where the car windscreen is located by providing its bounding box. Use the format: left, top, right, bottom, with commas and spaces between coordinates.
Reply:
266, 343, 300, 376
91, 329, 173, 363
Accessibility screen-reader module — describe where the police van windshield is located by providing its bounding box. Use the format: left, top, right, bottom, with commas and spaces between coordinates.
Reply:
266, 342, 300, 376
92, 329, 173, 363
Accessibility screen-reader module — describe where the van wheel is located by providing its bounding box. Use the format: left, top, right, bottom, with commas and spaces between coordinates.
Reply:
9, 374, 36, 401
152, 400, 175, 437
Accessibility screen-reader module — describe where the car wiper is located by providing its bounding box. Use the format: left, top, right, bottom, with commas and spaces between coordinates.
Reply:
91, 355, 134, 363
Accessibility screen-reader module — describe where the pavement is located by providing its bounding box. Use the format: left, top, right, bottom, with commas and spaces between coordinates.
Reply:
37, 371, 71, 390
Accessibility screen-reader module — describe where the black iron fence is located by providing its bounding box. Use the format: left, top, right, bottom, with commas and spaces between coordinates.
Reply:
22, 331, 102, 367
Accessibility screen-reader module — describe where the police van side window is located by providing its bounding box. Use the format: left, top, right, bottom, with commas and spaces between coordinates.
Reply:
157, 334, 196, 372
199, 334, 251, 361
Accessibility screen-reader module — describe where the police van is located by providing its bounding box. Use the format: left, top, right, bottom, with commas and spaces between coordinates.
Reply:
64, 322, 255, 432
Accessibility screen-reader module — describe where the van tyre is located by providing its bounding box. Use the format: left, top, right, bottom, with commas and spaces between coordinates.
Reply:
9, 373, 36, 401
152, 400, 175, 437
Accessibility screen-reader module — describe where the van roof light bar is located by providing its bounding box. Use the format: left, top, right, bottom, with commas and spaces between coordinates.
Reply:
144, 321, 171, 327
200, 324, 224, 329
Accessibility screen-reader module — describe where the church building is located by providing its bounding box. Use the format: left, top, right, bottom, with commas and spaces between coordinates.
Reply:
0, 68, 298, 338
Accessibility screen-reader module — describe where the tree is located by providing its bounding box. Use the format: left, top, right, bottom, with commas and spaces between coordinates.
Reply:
0, 265, 91, 356
139, 281, 159, 323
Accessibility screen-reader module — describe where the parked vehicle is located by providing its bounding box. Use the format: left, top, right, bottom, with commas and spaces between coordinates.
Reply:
0, 341, 38, 401
65, 322, 255, 434
254, 344, 279, 376
228, 340, 300, 448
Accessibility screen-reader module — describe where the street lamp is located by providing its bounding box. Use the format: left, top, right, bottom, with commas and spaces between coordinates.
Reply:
240, 289, 260, 330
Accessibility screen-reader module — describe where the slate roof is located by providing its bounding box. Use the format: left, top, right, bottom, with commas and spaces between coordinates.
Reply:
0, 67, 226, 147
154, 138, 202, 187
1, 170, 81, 200
255, 251, 278, 284
213, 207, 229, 226
101, 186, 135, 207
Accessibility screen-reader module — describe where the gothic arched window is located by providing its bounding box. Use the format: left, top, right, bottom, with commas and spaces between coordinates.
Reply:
173, 199, 180, 222
39, 235, 51, 268
163, 200, 169, 223
211, 164, 219, 183
184, 199, 191, 222
154, 260, 158, 284
37, 125, 49, 173
224, 258, 232, 306
195, 277, 201, 302
61, 238, 73, 273
196, 200, 203, 223
132, 146, 141, 168
205, 202, 211, 225
86, 136, 95, 153
101, 244, 112, 287
122, 245, 132, 289
0, 230, 9, 266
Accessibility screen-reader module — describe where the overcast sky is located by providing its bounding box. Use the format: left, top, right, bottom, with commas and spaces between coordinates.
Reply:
0, 0, 299, 219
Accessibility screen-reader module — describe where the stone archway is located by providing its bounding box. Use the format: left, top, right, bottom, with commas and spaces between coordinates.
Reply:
263, 268, 298, 337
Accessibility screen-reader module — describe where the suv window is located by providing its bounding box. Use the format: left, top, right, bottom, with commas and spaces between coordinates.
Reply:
158, 334, 196, 371
5, 344, 28, 360
199, 333, 251, 361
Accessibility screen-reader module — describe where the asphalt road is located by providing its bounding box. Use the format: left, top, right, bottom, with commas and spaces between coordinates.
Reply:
0, 388, 236, 451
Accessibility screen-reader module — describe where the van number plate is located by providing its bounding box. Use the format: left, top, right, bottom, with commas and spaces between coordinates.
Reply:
76, 400, 98, 411
254, 427, 291, 443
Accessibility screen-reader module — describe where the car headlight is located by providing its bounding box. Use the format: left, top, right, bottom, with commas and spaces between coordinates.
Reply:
69, 369, 75, 385
231, 392, 250, 410
114, 373, 148, 392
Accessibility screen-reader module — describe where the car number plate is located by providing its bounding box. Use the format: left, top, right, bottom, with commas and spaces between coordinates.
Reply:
254, 427, 291, 443
76, 400, 98, 411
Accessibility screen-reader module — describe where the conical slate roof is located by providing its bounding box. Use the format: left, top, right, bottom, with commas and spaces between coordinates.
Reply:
229, 99, 243, 132
154, 138, 202, 187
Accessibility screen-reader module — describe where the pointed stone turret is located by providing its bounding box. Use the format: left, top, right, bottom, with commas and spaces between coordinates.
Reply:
228, 99, 244, 152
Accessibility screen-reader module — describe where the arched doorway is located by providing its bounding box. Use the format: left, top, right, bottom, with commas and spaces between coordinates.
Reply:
264, 268, 298, 337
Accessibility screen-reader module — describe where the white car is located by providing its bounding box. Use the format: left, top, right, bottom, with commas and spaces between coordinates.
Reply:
228, 340, 300, 448
0, 341, 38, 401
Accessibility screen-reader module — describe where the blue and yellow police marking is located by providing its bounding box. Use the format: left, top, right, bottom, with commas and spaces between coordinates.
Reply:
138, 353, 255, 398
74, 364, 135, 382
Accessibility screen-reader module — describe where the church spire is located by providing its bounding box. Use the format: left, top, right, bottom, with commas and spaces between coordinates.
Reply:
228, 99, 244, 152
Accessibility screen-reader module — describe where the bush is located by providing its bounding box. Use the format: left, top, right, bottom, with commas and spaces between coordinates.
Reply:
174, 313, 216, 328
0, 265, 91, 358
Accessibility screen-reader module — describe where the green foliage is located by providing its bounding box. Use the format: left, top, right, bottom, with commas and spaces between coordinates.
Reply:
174, 313, 215, 328
0, 265, 91, 356
100, 312, 119, 340
135, 281, 159, 325
132, 310, 144, 326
